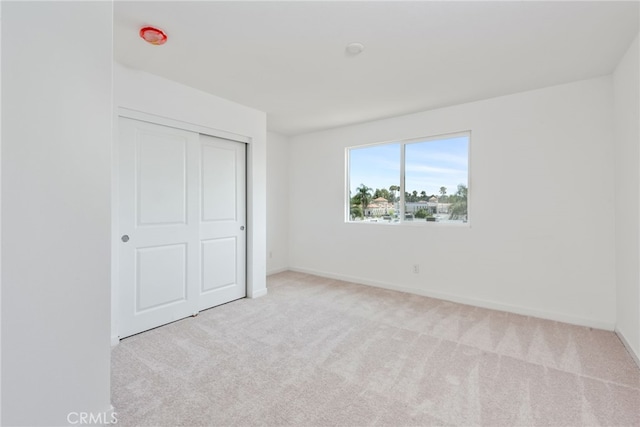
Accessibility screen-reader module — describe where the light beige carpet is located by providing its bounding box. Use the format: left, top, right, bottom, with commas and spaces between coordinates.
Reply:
112, 271, 640, 426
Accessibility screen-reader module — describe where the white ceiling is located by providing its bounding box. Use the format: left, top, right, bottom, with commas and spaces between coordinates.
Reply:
114, 1, 639, 136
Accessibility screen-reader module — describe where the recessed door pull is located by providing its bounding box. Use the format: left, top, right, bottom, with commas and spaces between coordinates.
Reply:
121, 235, 130, 243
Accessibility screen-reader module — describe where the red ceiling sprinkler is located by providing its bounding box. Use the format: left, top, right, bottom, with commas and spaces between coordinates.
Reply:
139, 26, 167, 45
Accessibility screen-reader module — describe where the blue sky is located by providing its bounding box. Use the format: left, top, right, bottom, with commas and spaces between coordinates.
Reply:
349, 135, 468, 197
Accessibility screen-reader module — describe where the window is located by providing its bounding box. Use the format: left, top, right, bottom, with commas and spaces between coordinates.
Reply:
347, 132, 469, 224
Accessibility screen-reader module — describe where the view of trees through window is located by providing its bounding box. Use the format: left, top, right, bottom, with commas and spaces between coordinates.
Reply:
348, 133, 469, 224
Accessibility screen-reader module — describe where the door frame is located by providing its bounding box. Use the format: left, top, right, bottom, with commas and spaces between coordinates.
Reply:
111, 108, 260, 344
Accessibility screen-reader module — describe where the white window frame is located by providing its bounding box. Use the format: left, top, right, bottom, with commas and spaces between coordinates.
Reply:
345, 130, 471, 226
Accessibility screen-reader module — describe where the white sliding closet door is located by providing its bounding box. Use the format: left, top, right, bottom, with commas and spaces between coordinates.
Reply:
199, 135, 246, 310
118, 117, 246, 338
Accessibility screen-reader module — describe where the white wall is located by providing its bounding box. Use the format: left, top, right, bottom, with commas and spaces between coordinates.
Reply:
1, 4, 4, 422
267, 131, 290, 274
1, 2, 112, 425
613, 34, 640, 362
112, 64, 268, 340
289, 76, 616, 329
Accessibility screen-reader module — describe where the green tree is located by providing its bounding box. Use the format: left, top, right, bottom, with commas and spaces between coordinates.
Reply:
388, 185, 400, 202
420, 190, 427, 200
373, 188, 390, 201
353, 184, 372, 218
350, 205, 362, 219
456, 184, 468, 198
449, 184, 468, 220
414, 208, 432, 219
439, 186, 447, 199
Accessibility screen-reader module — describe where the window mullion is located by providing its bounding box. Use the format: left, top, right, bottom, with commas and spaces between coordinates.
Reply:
399, 142, 405, 223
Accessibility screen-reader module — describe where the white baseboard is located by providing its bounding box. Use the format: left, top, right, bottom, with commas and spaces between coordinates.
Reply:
289, 266, 616, 331
267, 267, 289, 276
249, 288, 268, 299
615, 328, 640, 368
111, 335, 120, 348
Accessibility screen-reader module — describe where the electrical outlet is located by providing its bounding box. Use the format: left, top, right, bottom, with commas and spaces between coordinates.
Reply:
413, 264, 420, 274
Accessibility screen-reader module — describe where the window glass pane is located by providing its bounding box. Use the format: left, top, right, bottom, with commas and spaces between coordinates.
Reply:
349, 143, 400, 222
405, 135, 469, 223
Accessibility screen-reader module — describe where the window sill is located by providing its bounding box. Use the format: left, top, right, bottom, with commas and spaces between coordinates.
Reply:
345, 219, 470, 227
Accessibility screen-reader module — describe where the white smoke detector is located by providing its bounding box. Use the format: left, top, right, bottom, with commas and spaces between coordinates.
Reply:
345, 42, 365, 56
